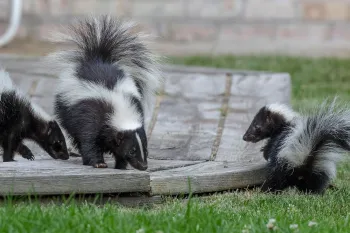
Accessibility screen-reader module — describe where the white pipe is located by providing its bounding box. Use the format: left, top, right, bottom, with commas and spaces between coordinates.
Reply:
0, 0, 23, 47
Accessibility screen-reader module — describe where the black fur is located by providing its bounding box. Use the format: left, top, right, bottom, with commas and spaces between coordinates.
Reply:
76, 61, 125, 90
53, 16, 152, 170
55, 96, 147, 170
243, 103, 350, 194
0, 90, 69, 161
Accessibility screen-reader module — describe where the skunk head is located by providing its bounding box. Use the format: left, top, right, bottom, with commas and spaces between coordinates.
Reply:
99, 125, 148, 171
243, 104, 296, 143
40, 121, 70, 160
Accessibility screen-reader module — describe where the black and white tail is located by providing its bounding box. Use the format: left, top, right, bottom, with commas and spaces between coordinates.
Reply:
46, 15, 163, 118
277, 99, 350, 179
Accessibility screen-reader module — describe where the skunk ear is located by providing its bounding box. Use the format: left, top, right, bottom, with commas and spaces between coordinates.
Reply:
117, 131, 124, 139
47, 121, 59, 135
266, 111, 273, 124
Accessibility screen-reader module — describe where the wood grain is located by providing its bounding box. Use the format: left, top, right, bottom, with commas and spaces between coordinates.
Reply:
150, 160, 267, 195
215, 73, 291, 162
10, 73, 39, 95
149, 72, 225, 161
0, 156, 149, 195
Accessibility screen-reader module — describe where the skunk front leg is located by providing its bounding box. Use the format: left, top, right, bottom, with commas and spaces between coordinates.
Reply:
115, 158, 128, 169
261, 167, 289, 193
80, 142, 107, 168
2, 132, 21, 162
17, 143, 35, 160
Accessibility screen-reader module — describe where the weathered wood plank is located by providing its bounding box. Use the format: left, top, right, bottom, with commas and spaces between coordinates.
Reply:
150, 160, 267, 195
149, 73, 225, 161
10, 73, 39, 95
0, 57, 56, 77
215, 74, 291, 162
0, 156, 149, 195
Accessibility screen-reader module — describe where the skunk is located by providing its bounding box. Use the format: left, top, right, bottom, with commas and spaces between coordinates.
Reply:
47, 15, 162, 170
243, 100, 350, 194
0, 68, 69, 161
31, 101, 81, 158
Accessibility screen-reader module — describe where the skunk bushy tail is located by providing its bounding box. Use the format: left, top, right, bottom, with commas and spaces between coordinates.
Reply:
47, 15, 162, 114
278, 99, 350, 171
264, 99, 350, 194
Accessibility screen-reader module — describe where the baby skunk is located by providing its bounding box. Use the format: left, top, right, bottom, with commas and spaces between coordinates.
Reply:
48, 15, 162, 170
243, 100, 350, 194
0, 69, 69, 161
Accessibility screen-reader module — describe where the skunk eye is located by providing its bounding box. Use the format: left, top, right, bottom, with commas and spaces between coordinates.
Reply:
129, 147, 136, 156
254, 126, 262, 133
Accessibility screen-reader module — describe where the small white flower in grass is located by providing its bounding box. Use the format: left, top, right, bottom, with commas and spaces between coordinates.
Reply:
289, 224, 298, 230
266, 218, 277, 229
308, 221, 318, 227
242, 224, 252, 233
136, 228, 145, 233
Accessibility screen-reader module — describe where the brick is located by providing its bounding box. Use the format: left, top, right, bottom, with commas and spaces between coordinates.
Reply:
301, 1, 350, 20
35, 23, 65, 40
137, 21, 170, 40
331, 24, 350, 42
70, 0, 131, 16
276, 23, 329, 43
131, 0, 184, 18
188, 0, 242, 18
48, 0, 70, 16
218, 23, 276, 42
0, 0, 9, 19
32, 0, 50, 14
325, 2, 350, 20
171, 23, 218, 42
244, 0, 297, 19
301, 2, 325, 20
70, 0, 98, 15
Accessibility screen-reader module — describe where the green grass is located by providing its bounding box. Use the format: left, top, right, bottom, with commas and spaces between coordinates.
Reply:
1, 55, 350, 233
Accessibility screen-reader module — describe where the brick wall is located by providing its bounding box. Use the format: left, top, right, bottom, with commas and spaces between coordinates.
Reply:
2, 0, 350, 56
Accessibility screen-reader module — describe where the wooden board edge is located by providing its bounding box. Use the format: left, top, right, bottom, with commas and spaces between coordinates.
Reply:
0, 173, 151, 196
150, 162, 267, 195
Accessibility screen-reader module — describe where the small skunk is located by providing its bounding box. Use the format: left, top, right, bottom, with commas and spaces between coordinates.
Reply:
0, 69, 69, 161
47, 15, 162, 170
243, 100, 350, 194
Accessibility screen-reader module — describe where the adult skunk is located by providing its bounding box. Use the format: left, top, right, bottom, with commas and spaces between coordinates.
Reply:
47, 16, 162, 170
0, 69, 69, 161
243, 100, 350, 194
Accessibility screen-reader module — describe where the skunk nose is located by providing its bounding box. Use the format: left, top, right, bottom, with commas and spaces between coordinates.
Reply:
243, 134, 248, 141
138, 163, 148, 171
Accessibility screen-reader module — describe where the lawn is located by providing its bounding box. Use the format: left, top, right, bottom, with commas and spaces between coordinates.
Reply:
1, 55, 350, 233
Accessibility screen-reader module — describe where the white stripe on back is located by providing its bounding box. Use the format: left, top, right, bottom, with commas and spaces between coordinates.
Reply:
135, 132, 145, 162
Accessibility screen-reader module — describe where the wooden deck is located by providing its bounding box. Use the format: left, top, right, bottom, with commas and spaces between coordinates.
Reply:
0, 55, 291, 197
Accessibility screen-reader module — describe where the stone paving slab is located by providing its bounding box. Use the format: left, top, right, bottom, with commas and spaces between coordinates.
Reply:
0, 55, 291, 196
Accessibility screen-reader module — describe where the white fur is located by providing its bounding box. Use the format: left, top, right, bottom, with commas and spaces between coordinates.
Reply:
267, 103, 299, 122
0, 69, 15, 93
57, 68, 142, 131
276, 100, 350, 175
135, 132, 145, 162
30, 102, 52, 121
